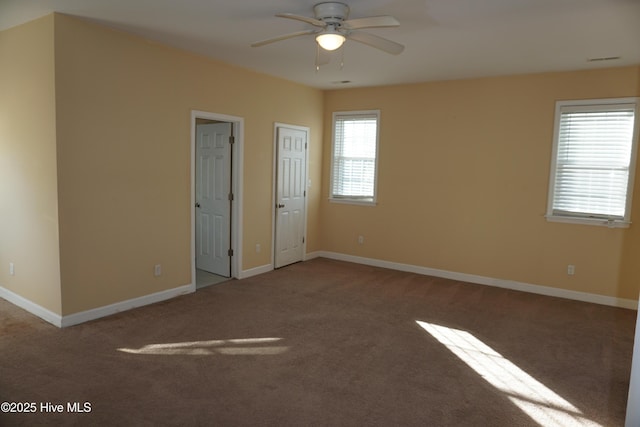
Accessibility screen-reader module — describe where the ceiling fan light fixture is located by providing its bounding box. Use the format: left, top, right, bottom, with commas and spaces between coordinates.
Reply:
316, 31, 345, 51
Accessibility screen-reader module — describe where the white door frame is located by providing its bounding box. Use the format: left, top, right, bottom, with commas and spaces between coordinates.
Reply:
191, 110, 243, 285
272, 122, 309, 268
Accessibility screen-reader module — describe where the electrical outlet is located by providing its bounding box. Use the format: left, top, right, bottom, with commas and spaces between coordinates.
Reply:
256, 244, 261, 253
567, 265, 575, 276
358, 235, 364, 245
154, 264, 162, 277
9, 262, 15, 276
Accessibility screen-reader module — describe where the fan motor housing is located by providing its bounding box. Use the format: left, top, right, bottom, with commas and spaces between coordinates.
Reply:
313, 2, 350, 23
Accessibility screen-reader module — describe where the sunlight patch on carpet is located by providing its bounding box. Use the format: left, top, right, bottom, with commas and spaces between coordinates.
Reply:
416, 321, 601, 427
118, 337, 288, 356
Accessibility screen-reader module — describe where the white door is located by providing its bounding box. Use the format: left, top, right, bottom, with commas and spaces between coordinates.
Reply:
196, 122, 232, 277
275, 126, 307, 268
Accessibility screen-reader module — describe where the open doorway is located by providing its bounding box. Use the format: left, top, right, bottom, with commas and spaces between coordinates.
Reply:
191, 111, 243, 289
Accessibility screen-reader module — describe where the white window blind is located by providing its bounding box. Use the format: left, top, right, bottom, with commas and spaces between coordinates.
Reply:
548, 98, 639, 226
331, 111, 379, 203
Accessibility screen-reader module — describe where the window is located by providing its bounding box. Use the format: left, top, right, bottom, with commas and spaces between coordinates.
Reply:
330, 110, 380, 205
546, 98, 639, 227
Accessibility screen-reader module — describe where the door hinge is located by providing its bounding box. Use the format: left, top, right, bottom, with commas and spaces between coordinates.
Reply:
304, 190, 306, 197
228, 193, 234, 201
305, 142, 308, 150
229, 136, 235, 145
228, 248, 234, 257
303, 237, 305, 244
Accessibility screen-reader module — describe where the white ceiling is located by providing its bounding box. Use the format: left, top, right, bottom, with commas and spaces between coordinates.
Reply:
1, 0, 639, 89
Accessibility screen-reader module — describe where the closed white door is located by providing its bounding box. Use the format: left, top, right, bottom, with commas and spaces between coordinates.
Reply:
196, 122, 232, 276
275, 126, 307, 268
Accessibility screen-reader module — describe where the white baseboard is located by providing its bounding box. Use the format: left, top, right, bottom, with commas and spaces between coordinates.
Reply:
239, 253, 325, 278
60, 284, 195, 327
239, 263, 273, 279
315, 251, 638, 310
0, 286, 63, 327
304, 251, 323, 261
4, 252, 634, 329
1, 284, 195, 328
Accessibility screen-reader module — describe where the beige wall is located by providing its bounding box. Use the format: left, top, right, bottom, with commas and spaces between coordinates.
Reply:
321, 67, 640, 300
53, 14, 323, 315
0, 15, 62, 313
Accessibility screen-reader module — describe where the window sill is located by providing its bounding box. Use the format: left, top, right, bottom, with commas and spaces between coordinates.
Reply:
545, 215, 631, 228
329, 198, 377, 207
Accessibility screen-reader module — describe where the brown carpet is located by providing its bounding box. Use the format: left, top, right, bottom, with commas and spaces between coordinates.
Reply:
0, 258, 635, 426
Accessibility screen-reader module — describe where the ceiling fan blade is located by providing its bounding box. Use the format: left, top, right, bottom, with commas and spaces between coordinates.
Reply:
276, 13, 326, 28
343, 15, 400, 30
347, 31, 405, 55
251, 29, 318, 47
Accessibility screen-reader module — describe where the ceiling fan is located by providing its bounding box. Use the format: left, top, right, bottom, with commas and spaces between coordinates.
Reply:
251, 2, 405, 55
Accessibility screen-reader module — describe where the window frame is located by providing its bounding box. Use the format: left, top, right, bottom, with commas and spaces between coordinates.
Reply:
329, 110, 381, 206
545, 97, 640, 228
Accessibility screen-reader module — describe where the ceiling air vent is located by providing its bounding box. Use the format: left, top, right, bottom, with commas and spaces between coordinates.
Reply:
587, 56, 621, 62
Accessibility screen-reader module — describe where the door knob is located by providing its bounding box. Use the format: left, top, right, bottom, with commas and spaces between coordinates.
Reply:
277, 204, 285, 208
195, 203, 201, 208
